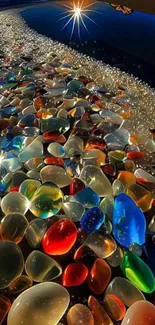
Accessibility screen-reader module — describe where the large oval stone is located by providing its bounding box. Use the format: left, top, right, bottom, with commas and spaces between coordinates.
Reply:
121, 301, 155, 325
7, 282, 70, 325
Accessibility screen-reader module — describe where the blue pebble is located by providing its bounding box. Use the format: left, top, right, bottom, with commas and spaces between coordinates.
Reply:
80, 207, 105, 233
75, 187, 100, 208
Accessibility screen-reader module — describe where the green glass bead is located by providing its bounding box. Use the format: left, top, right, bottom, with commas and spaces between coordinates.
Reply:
121, 251, 155, 293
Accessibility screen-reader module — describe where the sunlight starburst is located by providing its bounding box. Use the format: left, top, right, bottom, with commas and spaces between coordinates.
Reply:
58, 1, 100, 39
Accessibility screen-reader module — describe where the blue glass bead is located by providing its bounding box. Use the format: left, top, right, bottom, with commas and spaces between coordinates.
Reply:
74, 187, 100, 208
18, 114, 35, 127
80, 207, 105, 233
112, 193, 146, 248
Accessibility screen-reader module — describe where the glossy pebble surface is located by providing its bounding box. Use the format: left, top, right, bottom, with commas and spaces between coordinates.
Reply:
88, 258, 111, 294
62, 263, 88, 286
67, 304, 94, 325
121, 301, 155, 325
103, 294, 126, 321
0, 213, 29, 243
7, 282, 70, 325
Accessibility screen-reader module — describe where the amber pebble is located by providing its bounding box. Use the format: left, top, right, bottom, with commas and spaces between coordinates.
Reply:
44, 157, 64, 166
67, 304, 94, 325
0, 241, 24, 289
9, 275, 33, 294
25, 251, 62, 282
117, 171, 136, 188
26, 219, 47, 248
121, 301, 155, 325
43, 130, 66, 143
88, 296, 114, 325
7, 282, 70, 325
85, 137, 106, 150
103, 294, 126, 321
88, 258, 111, 294
62, 263, 88, 286
0, 295, 11, 325
0, 213, 29, 243
33, 96, 45, 110
106, 277, 145, 307
126, 183, 153, 212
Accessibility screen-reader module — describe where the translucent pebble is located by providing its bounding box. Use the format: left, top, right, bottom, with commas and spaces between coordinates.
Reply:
88, 295, 114, 325
134, 168, 155, 190
47, 142, 65, 157
129, 243, 143, 256
25, 218, 47, 248
64, 136, 84, 157
19, 179, 41, 200
112, 193, 146, 248
40, 166, 71, 188
80, 165, 113, 197
80, 207, 104, 233
7, 282, 70, 325
121, 251, 155, 293
99, 197, 114, 219
0, 213, 29, 243
1, 157, 22, 173
18, 139, 43, 162
70, 178, 85, 195
25, 251, 62, 282
0, 295, 11, 325
42, 219, 77, 255
62, 263, 88, 286
117, 171, 136, 188
121, 301, 155, 325
44, 156, 64, 166
63, 198, 85, 222
100, 110, 123, 125
103, 294, 126, 321
0, 241, 24, 289
40, 117, 70, 133
30, 182, 63, 218
9, 275, 33, 294
75, 187, 100, 207
106, 246, 124, 267
24, 157, 44, 171
85, 231, 116, 258
67, 304, 94, 325
124, 159, 136, 172
112, 179, 125, 196
88, 258, 111, 294
106, 277, 145, 306
108, 150, 126, 165
104, 128, 129, 150
80, 149, 106, 167
27, 171, 40, 180
1, 192, 30, 215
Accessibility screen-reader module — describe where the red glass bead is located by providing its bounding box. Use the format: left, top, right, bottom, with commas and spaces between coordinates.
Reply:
70, 178, 85, 195
42, 219, 78, 255
126, 152, 145, 160
44, 157, 64, 166
62, 263, 88, 286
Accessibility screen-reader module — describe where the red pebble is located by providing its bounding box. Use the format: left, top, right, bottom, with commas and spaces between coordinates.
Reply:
43, 130, 66, 143
70, 178, 85, 195
42, 219, 78, 255
62, 263, 88, 287
101, 164, 116, 176
10, 186, 19, 192
126, 152, 145, 160
85, 137, 106, 150
44, 157, 64, 166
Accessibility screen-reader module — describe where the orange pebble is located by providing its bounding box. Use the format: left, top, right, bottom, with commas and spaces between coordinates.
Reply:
88, 258, 111, 294
103, 294, 126, 321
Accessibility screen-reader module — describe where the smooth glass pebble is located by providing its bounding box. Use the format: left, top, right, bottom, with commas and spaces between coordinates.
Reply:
129, 243, 143, 256
19, 179, 41, 200
0, 241, 24, 289
106, 246, 124, 267
134, 168, 155, 190
124, 159, 136, 172
80, 149, 106, 167
85, 232, 116, 258
1, 157, 22, 173
121, 251, 155, 293
126, 183, 153, 212
0, 295, 11, 325
47, 142, 65, 157
106, 277, 145, 307
18, 139, 43, 162
62, 263, 88, 286
88, 295, 114, 325
69, 178, 85, 195
27, 170, 40, 180
74, 187, 100, 207
112, 193, 146, 248
1, 192, 29, 215
112, 179, 125, 196
80, 207, 104, 233
85, 137, 106, 150
42, 219, 77, 255
64, 136, 84, 157
24, 157, 44, 171
25, 219, 47, 248
30, 182, 63, 218
108, 150, 126, 165
44, 156, 64, 166
40, 165, 71, 188
0, 213, 29, 243
8, 275, 33, 294
103, 294, 126, 321
104, 128, 129, 150
88, 258, 111, 294
80, 165, 113, 197
40, 117, 70, 133
121, 301, 155, 325
7, 282, 70, 325
99, 197, 114, 219
63, 198, 85, 222
25, 251, 62, 282
67, 304, 94, 325
43, 130, 66, 143
117, 171, 136, 188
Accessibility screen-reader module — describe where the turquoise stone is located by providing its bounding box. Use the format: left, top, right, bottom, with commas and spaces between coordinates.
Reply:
74, 187, 100, 208
112, 193, 146, 248
121, 251, 155, 293
40, 117, 70, 133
